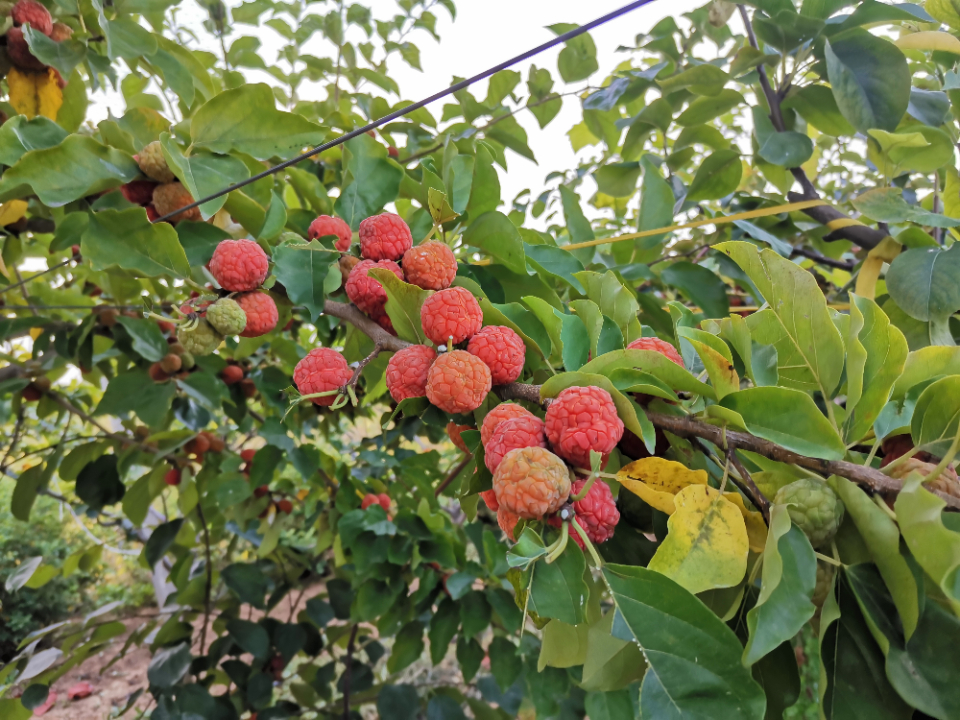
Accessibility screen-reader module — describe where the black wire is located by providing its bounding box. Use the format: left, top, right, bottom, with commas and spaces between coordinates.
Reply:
156, 0, 659, 223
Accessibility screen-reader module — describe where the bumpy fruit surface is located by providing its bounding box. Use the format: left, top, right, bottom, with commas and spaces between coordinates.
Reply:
425, 350, 491, 414
137, 141, 175, 183
446, 422, 472, 453
774, 478, 845, 548
359, 212, 413, 261
209, 239, 269, 292
159, 353, 182, 374
372, 310, 396, 336
308, 215, 352, 251
120, 180, 157, 206
480, 403, 536, 447
493, 446, 572, 520
236, 292, 278, 338
626, 336, 684, 367
153, 182, 202, 223
293, 348, 352, 406
177, 319, 223, 356
344, 259, 403, 315
813, 561, 835, 609
402, 241, 457, 290
568, 478, 620, 546
497, 506, 520, 541
385, 345, 436, 403
484, 415, 546, 473
206, 298, 247, 336
11, 0, 52, 35
886, 457, 960, 499
480, 489, 499, 512
544, 386, 625, 469
467, 325, 525, 385
6, 28, 45, 71
221, 365, 244, 385
420, 287, 483, 346
49, 21, 71, 41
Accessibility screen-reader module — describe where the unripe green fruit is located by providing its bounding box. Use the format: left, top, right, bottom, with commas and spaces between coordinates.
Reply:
774, 478, 844, 548
177, 319, 223, 356
206, 298, 247, 336
812, 560, 835, 609
180, 351, 195, 370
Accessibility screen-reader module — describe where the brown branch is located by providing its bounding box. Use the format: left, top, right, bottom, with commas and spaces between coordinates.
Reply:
728, 447, 770, 522
435, 454, 472, 497
196, 502, 214, 658
46, 390, 146, 450
323, 300, 411, 353
790, 246, 856, 271
345, 344, 383, 393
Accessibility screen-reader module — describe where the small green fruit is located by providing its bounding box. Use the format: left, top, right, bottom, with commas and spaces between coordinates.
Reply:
177, 319, 223, 356
774, 478, 845, 548
206, 297, 247, 336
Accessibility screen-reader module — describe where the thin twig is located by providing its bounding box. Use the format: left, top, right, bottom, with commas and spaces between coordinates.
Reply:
196, 501, 214, 657
434, 455, 472, 497
1, 410, 26, 474
728, 447, 770, 522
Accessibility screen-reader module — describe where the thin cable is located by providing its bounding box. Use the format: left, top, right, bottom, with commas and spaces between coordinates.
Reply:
156, 0, 659, 223
0, 259, 72, 297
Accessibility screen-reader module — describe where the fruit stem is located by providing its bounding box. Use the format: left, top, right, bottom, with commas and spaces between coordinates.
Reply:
570, 520, 605, 568
571, 475, 597, 502
814, 551, 842, 567
544, 522, 569, 564
879, 444, 923, 475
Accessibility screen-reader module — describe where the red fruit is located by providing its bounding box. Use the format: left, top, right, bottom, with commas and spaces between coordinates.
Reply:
497, 506, 520, 541
71, 244, 81, 258
164, 468, 182, 486
33, 690, 56, 716
293, 347, 352, 406
388, 146, 399, 158
880, 434, 914, 467
120, 180, 158, 206
420, 287, 483, 346
254, 485, 270, 498
6, 27, 45, 71
236, 292, 278, 338
377, 493, 391, 510
208, 239, 270, 292
149, 363, 169, 382
344, 259, 403, 316
401, 241, 457, 291
467, 325, 525, 385
153, 182, 201, 223
21, 384, 42, 401
484, 415, 547, 473
11, 0, 52, 36
359, 213, 413, 261
425, 349, 491, 414
360, 493, 379, 510
544, 386, 625, 469
626, 337, 683, 367
66, 682, 93, 700
188, 433, 211, 455
222, 365, 244, 385
308, 215, 353, 251
372, 310, 397, 336
385, 344, 437, 403
446, 422, 472, 453
146, 205, 160, 222
203, 432, 225, 453
480, 403, 537, 447
240, 449, 257, 462
493, 446, 572, 520
277, 499, 293, 514
157, 320, 176, 334
549, 478, 620, 548
240, 378, 257, 398
480, 489, 499, 512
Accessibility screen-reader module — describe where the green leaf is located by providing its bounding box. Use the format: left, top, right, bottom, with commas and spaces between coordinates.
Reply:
782, 84, 856, 137
892, 346, 960, 399
852, 187, 960, 229
0, 115, 67, 166
22, 25, 86, 77
686, 149, 742, 201
549, 24, 598, 82
603, 564, 766, 720
574, 270, 642, 343
825, 30, 910, 134
466, 143, 500, 217
832, 476, 919, 639
335, 135, 403, 228
178, 222, 230, 268
579, 348, 715, 398
82, 208, 190, 279
0, 135, 139, 206
369, 268, 433, 345
459, 590, 491, 637
524, 243, 585, 292
144, 519, 184, 567
720, 387, 846, 459
273, 240, 338, 323
96, 370, 176, 427
489, 636, 522, 691
462, 211, 527, 275
221, 563, 271, 609
843, 295, 908, 443
5, 556, 43, 592
160, 136, 249, 219
386, 621, 424, 673
114, 316, 169, 362
580, 611, 647, 692
752, 107, 813, 167
661, 262, 730, 318
743, 505, 817, 665
910, 375, 960, 458
75, 455, 124, 512
377, 685, 420, 720
560, 185, 595, 244
428, 597, 460, 665
754, 10, 824, 52
584, 690, 635, 720
146, 643, 191, 689
539, 620, 589, 670
636, 157, 675, 254
528, 543, 588, 625
227, 619, 270, 659
658, 64, 730, 96
887, 244, 960, 325
594, 162, 641, 197
677, 89, 744, 126
719, 242, 845, 396
20, 684, 50, 711
191, 84, 326, 160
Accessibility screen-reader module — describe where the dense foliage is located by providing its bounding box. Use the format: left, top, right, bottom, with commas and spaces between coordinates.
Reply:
1, 0, 960, 718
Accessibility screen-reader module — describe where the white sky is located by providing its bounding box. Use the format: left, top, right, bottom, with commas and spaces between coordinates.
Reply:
86, 0, 724, 215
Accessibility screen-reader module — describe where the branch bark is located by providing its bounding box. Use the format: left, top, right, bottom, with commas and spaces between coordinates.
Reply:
323, 300, 411, 353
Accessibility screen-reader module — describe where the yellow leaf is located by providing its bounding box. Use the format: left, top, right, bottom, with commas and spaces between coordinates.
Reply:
855, 236, 901, 300
647, 485, 749, 594
0, 200, 28, 226
723, 491, 768, 553
895, 31, 960, 54
945, 168, 960, 219
29, 327, 45, 340
616, 457, 708, 514
7, 67, 63, 121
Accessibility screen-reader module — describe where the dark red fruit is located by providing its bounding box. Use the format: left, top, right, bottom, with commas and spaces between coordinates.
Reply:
164, 468, 182, 486
254, 485, 270, 498
222, 365, 244, 385
277, 499, 293, 514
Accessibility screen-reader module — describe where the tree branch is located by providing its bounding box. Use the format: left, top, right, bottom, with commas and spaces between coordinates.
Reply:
323, 300, 411, 352
435, 455, 472, 497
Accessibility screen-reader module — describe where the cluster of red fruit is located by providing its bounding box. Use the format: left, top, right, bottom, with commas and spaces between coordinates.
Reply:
220, 361, 258, 398
120, 142, 203, 224
4, 0, 73, 81
244, 449, 294, 515
163, 431, 226, 485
